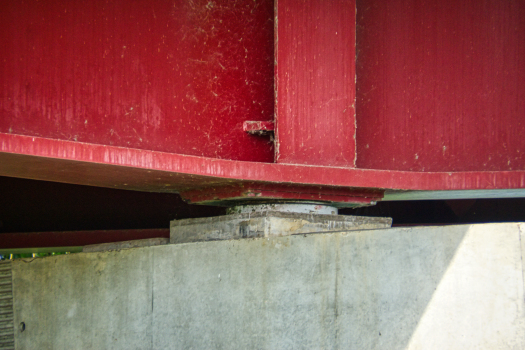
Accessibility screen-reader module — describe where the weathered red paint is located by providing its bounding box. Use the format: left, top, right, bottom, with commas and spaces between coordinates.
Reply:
180, 183, 383, 206
2, 133, 525, 198
0, 229, 169, 249
0, 0, 275, 162
275, 0, 356, 166
356, 0, 525, 172
243, 121, 275, 134
1, 0, 524, 208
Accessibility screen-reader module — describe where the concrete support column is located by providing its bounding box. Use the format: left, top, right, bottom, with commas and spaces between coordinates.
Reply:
11, 223, 525, 349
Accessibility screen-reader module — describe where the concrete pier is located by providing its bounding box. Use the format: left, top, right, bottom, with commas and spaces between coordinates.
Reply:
12, 223, 525, 349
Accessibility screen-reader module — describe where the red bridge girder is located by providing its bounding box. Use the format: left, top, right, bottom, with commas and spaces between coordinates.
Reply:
1, 0, 524, 206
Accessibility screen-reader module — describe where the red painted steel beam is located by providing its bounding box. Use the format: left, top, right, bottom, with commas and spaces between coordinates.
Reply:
0, 229, 169, 250
1, 133, 525, 201
243, 121, 275, 135
356, 0, 525, 172
275, 0, 356, 166
180, 183, 383, 206
0, 0, 524, 206
0, 0, 275, 163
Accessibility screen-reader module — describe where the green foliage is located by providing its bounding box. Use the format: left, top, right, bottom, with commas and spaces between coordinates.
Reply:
0, 252, 70, 260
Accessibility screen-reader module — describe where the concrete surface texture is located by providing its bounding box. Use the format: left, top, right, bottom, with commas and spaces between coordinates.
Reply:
12, 223, 525, 349
82, 237, 169, 253
171, 211, 392, 243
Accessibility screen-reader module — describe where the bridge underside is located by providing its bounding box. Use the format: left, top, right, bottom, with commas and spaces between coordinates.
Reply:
1, 0, 525, 250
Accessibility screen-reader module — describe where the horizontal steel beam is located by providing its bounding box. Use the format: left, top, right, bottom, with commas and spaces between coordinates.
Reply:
1, 133, 525, 203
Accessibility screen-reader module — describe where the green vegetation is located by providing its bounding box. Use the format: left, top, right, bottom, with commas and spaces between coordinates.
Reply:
0, 252, 70, 260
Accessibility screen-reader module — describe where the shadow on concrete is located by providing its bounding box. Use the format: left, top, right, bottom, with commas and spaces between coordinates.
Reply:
12, 224, 525, 349
329, 225, 469, 349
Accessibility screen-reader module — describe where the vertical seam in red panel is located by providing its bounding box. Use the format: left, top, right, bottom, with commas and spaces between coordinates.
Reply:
274, 0, 280, 163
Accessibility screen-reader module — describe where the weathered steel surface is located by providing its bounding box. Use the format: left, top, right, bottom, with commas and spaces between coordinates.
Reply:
356, 0, 525, 172
0, 0, 524, 205
242, 121, 274, 134
275, 0, 356, 166
180, 182, 383, 207
228, 204, 338, 215
2, 133, 525, 196
0, 0, 274, 162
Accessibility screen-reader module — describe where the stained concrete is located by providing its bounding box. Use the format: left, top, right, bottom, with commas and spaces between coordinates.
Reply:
82, 237, 169, 253
171, 211, 392, 243
12, 223, 525, 349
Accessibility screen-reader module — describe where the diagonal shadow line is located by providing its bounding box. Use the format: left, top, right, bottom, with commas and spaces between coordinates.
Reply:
335, 223, 524, 350
403, 223, 525, 349
10, 223, 525, 349
332, 224, 470, 349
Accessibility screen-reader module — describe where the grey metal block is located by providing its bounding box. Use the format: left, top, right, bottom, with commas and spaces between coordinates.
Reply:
170, 212, 392, 244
